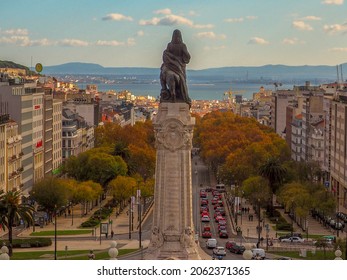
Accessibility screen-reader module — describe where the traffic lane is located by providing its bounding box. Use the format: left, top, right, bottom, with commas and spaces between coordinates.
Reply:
198, 191, 244, 260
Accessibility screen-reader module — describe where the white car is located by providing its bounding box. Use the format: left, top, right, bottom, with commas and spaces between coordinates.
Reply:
213, 246, 227, 256
280, 236, 304, 243
201, 215, 210, 222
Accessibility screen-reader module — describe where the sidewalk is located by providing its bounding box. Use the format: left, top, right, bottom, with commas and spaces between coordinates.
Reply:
0, 197, 150, 253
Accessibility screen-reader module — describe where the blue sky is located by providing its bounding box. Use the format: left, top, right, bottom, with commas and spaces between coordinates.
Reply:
1, 0, 347, 69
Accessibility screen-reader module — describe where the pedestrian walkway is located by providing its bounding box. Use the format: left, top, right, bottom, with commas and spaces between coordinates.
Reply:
0, 197, 151, 254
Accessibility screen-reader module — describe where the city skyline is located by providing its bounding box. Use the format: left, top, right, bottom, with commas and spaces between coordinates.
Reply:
1, 0, 347, 69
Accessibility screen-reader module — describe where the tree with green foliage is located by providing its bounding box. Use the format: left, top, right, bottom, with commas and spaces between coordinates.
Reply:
259, 157, 287, 216
108, 176, 136, 209
63, 150, 127, 189
31, 177, 69, 219
241, 176, 271, 205
0, 189, 34, 256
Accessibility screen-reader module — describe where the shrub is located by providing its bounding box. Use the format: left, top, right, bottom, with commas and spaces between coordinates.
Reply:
4, 238, 52, 248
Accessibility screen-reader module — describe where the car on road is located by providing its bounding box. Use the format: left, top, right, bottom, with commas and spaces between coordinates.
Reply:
218, 225, 227, 232
278, 232, 302, 241
215, 215, 224, 222
201, 210, 209, 217
201, 215, 210, 222
213, 246, 227, 256
200, 206, 209, 213
202, 231, 212, 238
229, 244, 245, 254
225, 241, 237, 250
206, 238, 217, 249
280, 236, 304, 243
200, 200, 208, 206
203, 224, 211, 232
219, 230, 228, 238
251, 248, 266, 259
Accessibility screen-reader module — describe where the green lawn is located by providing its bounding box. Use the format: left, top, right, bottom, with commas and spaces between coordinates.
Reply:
11, 248, 137, 260
30, 229, 92, 236
269, 250, 341, 260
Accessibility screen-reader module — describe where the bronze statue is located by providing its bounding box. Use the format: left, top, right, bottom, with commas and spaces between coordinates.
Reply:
160, 29, 191, 107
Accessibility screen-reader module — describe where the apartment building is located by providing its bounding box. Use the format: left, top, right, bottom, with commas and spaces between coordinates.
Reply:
291, 114, 303, 162
0, 80, 44, 195
0, 114, 23, 193
330, 94, 347, 210
62, 108, 94, 161
52, 99, 62, 175
270, 90, 296, 138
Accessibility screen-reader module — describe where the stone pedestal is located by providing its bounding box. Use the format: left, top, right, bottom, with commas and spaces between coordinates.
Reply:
145, 102, 201, 259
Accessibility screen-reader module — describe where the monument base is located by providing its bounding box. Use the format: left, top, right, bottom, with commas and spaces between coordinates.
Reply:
144, 102, 201, 260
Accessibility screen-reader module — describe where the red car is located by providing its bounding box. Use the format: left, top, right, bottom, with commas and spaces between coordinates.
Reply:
201, 211, 209, 217
203, 224, 211, 232
202, 231, 212, 238
215, 215, 224, 222
200, 206, 209, 213
225, 241, 237, 250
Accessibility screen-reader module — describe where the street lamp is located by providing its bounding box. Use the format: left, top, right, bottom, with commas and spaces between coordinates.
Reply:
54, 205, 57, 260
256, 198, 261, 248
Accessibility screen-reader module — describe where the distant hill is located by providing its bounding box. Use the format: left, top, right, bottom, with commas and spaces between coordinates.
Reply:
0, 60, 29, 71
29, 61, 347, 82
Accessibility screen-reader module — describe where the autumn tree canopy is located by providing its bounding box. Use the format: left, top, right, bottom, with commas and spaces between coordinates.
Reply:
194, 111, 290, 184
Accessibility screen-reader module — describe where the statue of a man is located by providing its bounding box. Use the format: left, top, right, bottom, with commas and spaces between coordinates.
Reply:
160, 29, 191, 107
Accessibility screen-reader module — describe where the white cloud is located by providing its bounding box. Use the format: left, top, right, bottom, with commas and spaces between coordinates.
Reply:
139, 14, 213, 29
301, 16, 322, 21
189, 11, 197, 16
1, 28, 29, 35
282, 38, 305, 45
95, 38, 135, 47
137, 30, 144, 36
330, 47, 347, 52
195, 32, 226, 40
323, 23, 347, 33
30, 38, 54, 46
59, 39, 89, 47
96, 40, 124, 46
0, 35, 54, 47
248, 37, 269, 45
153, 8, 172, 15
102, 13, 133, 21
225, 18, 244, 23
127, 38, 136, 46
203, 45, 226, 51
292, 20, 313, 31
225, 16, 257, 23
322, 0, 343, 5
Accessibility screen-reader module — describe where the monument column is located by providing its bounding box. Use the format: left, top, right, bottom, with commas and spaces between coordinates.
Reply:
146, 102, 200, 259
145, 30, 201, 259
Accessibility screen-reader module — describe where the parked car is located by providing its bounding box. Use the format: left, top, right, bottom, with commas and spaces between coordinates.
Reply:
229, 244, 246, 254
206, 238, 217, 249
202, 231, 212, 238
280, 236, 304, 243
213, 246, 227, 256
200, 206, 209, 213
